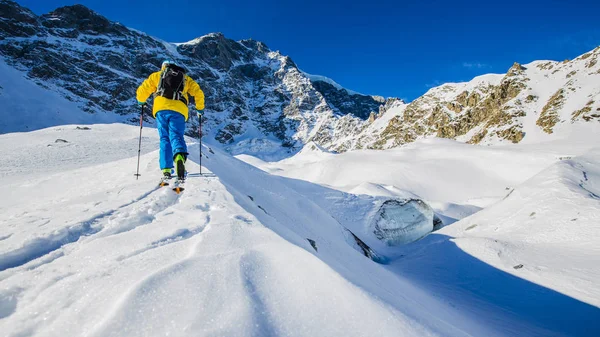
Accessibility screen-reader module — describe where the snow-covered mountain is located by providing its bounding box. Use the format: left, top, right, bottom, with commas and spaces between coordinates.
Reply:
326, 48, 600, 151
0, 0, 386, 160
2, 0, 597, 159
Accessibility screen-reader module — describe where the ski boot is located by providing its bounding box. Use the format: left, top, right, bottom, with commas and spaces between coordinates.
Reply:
159, 168, 172, 187
174, 153, 186, 180
173, 153, 186, 194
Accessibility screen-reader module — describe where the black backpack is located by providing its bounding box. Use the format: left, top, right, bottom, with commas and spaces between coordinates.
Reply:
156, 64, 188, 104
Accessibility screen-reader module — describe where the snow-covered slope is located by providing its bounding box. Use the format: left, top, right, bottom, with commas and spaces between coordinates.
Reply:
242, 127, 599, 221
238, 131, 600, 336
390, 150, 600, 337
0, 56, 120, 133
0, 124, 483, 337
2, 123, 599, 336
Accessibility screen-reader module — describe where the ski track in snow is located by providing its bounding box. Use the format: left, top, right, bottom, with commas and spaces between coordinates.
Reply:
115, 214, 210, 262
0, 171, 224, 334
85, 178, 294, 337
94, 186, 183, 238
0, 185, 176, 272
0, 215, 101, 272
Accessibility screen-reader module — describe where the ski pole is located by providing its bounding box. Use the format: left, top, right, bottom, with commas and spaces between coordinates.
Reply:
135, 104, 144, 180
198, 112, 203, 176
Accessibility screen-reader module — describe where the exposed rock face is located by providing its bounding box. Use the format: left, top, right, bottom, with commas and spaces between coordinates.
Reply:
310, 79, 384, 119
572, 100, 598, 122
0, 0, 39, 38
40, 5, 130, 37
0, 0, 599, 155
375, 65, 528, 146
337, 48, 600, 149
537, 89, 565, 134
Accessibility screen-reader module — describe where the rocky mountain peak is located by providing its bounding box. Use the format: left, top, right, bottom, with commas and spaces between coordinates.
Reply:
507, 62, 526, 77
0, 0, 33, 18
0, 0, 39, 38
337, 46, 600, 151
372, 96, 386, 103
310, 79, 383, 119
0, 1, 393, 156
177, 33, 266, 71
40, 4, 127, 37
239, 38, 270, 53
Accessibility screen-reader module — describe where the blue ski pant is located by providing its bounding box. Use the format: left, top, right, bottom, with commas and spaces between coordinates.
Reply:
156, 110, 188, 170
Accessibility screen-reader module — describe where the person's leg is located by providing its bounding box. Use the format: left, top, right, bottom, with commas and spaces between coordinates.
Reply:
156, 111, 173, 171
168, 112, 188, 178
169, 112, 188, 158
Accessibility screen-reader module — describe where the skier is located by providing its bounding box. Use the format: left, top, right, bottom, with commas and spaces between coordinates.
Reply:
136, 60, 204, 183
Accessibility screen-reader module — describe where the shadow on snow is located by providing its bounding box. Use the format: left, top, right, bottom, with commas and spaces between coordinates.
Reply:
390, 233, 600, 337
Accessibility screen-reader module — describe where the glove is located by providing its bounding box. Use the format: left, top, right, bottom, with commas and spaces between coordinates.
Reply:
137, 101, 147, 107
196, 109, 204, 118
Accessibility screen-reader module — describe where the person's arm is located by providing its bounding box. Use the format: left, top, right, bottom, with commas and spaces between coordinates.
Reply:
186, 76, 205, 111
136, 72, 160, 104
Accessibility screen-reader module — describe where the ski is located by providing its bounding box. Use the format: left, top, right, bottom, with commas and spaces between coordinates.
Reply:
172, 178, 185, 194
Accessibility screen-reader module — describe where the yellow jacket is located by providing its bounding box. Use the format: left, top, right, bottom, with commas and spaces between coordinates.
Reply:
136, 69, 204, 121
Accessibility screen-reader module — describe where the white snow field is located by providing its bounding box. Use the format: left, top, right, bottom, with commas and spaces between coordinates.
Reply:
237, 124, 600, 336
1, 123, 599, 337
0, 124, 478, 337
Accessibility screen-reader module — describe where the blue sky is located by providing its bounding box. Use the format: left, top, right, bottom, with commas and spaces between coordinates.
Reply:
17, 0, 600, 101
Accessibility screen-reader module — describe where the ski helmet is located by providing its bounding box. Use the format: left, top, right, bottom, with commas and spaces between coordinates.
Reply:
161, 59, 178, 71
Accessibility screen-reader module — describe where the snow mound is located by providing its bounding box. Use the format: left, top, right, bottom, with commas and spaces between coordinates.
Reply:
445, 149, 600, 247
